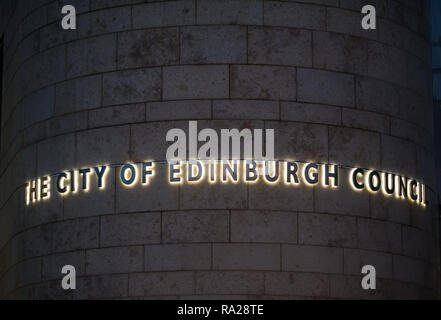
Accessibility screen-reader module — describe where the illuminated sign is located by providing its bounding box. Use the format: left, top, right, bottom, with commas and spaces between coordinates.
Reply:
23, 121, 427, 208
24, 160, 427, 208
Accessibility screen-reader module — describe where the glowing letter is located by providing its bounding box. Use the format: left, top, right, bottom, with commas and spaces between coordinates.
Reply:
245, 160, 258, 182
351, 168, 364, 190
264, 161, 279, 183
57, 173, 68, 194
40, 176, 50, 199
79, 168, 91, 190
368, 171, 381, 192
188, 161, 203, 182
121, 164, 136, 186
222, 161, 238, 182
324, 164, 339, 187
304, 163, 319, 185
169, 162, 182, 184
142, 162, 154, 184
383, 172, 395, 195
94, 166, 107, 188
286, 162, 299, 184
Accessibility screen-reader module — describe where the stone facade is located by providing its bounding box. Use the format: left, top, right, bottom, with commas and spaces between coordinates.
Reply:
0, 0, 439, 299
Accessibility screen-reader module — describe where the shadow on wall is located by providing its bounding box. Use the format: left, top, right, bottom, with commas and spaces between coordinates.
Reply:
430, 0, 441, 290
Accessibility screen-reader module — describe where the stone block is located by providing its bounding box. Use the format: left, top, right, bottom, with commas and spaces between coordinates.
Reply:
74, 274, 128, 299
16, 258, 42, 287
393, 255, 426, 286
52, 217, 99, 253
180, 178, 248, 210
197, 0, 263, 25
265, 272, 329, 297
402, 226, 431, 262
230, 210, 297, 243
129, 272, 194, 296
357, 218, 402, 254
91, 0, 133, 10
356, 76, 399, 116
22, 6, 46, 37
22, 224, 53, 259
407, 54, 431, 97
213, 244, 280, 270
180, 26, 247, 64
281, 102, 341, 126
130, 121, 187, 162
249, 178, 314, 212
76, 126, 130, 168
213, 100, 279, 120
329, 126, 380, 169
47, 112, 88, 137
145, 244, 211, 271
381, 135, 416, 177
88, 104, 146, 127
282, 245, 343, 273
367, 41, 407, 87
342, 108, 389, 134
196, 271, 264, 295
67, 35, 116, 78
264, 1, 326, 30
270, 121, 328, 162
37, 133, 76, 176
103, 68, 161, 106
78, 6, 131, 38
370, 193, 411, 225
231, 65, 296, 100
147, 101, 211, 121
117, 28, 179, 69
86, 246, 143, 275
399, 88, 430, 129
100, 213, 161, 246
162, 210, 229, 243
133, 0, 195, 28
55, 75, 102, 115
313, 31, 368, 74
23, 86, 54, 128
298, 213, 357, 247
297, 68, 354, 107
164, 65, 229, 100
249, 26, 312, 67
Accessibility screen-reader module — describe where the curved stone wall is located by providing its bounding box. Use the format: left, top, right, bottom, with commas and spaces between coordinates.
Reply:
0, 0, 439, 299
